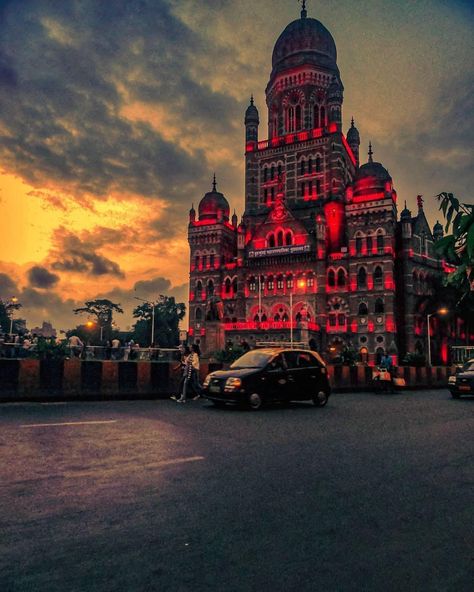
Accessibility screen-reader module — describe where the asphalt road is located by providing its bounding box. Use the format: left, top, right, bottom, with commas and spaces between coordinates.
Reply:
1, 390, 473, 592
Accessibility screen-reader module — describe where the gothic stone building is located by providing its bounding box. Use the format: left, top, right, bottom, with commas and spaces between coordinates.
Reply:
187, 6, 447, 364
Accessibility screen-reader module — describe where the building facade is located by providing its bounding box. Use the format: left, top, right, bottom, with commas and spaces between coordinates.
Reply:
187, 6, 448, 364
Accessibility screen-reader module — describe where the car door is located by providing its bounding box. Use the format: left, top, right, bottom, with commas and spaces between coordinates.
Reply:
262, 353, 290, 402
283, 350, 311, 400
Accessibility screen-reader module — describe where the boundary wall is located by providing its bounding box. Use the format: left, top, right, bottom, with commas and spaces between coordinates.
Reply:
0, 359, 453, 402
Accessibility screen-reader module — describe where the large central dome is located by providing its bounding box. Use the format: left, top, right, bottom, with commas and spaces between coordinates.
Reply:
271, 16, 337, 76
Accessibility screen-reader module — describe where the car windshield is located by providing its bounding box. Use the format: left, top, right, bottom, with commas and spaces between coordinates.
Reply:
230, 351, 273, 369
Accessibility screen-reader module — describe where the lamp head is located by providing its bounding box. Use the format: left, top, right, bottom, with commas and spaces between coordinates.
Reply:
438, 307, 448, 315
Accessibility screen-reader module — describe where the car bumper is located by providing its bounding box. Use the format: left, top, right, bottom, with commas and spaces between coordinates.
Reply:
202, 389, 245, 405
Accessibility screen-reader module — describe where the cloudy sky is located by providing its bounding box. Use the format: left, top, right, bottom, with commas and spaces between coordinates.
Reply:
0, 0, 472, 332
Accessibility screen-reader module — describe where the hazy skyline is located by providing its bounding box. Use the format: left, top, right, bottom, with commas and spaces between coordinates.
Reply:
0, 0, 473, 331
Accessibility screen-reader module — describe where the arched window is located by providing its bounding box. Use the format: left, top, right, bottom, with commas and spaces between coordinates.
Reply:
295, 312, 302, 322
271, 165, 275, 180
313, 104, 320, 128
261, 314, 267, 322
300, 159, 305, 175
307, 274, 315, 288
377, 233, 384, 252
282, 312, 289, 322
308, 158, 313, 174
195, 308, 202, 321
232, 278, 238, 294
374, 298, 384, 313
287, 106, 295, 132
320, 106, 326, 127
277, 163, 282, 176
301, 182, 305, 197
295, 105, 301, 130
315, 156, 321, 172
277, 275, 284, 290
285, 232, 293, 246
196, 280, 203, 299
337, 269, 346, 287
267, 276, 274, 291
286, 274, 293, 289
277, 230, 284, 246
268, 234, 276, 248
356, 236, 363, 254
248, 277, 256, 292
367, 236, 373, 253
328, 269, 336, 287
207, 280, 214, 297
274, 313, 280, 321
358, 302, 368, 315
357, 267, 367, 289
374, 266, 383, 287
263, 167, 268, 182
195, 255, 200, 268
224, 278, 231, 294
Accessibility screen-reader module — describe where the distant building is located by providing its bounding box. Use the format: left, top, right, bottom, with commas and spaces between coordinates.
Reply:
187, 6, 449, 364
31, 321, 57, 338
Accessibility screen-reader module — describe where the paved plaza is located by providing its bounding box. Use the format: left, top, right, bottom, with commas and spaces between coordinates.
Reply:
1, 390, 472, 591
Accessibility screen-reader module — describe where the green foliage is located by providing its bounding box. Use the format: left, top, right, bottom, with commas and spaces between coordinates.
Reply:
73, 299, 123, 341
341, 347, 357, 366
401, 352, 426, 367
435, 192, 474, 296
213, 345, 245, 364
132, 295, 185, 347
0, 299, 22, 334
35, 337, 68, 360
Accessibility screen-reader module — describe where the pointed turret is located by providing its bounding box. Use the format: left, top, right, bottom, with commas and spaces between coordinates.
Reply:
346, 117, 360, 166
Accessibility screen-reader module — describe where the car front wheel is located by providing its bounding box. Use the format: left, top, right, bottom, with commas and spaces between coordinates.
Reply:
313, 390, 329, 407
248, 392, 264, 410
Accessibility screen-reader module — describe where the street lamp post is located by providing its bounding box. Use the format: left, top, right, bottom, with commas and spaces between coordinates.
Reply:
134, 296, 157, 346
427, 308, 448, 366
8, 297, 18, 337
290, 279, 306, 348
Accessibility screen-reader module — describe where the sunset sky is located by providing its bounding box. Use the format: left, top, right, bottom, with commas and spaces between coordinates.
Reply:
0, 0, 473, 332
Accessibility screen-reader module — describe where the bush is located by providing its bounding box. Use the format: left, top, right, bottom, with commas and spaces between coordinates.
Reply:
401, 352, 426, 367
213, 345, 245, 364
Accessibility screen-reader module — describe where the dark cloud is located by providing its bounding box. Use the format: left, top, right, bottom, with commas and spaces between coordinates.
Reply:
50, 228, 125, 278
0, 0, 242, 211
27, 265, 60, 288
0, 272, 18, 296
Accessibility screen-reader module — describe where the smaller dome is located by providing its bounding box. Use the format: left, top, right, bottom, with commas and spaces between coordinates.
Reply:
245, 96, 259, 124
356, 161, 391, 183
347, 118, 360, 143
433, 220, 443, 231
198, 176, 230, 222
400, 201, 411, 220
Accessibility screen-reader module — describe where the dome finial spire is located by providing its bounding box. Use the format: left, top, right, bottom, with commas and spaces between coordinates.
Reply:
300, 0, 307, 19
250, 94, 254, 106
368, 142, 373, 163
212, 173, 217, 191
351, 117, 355, 127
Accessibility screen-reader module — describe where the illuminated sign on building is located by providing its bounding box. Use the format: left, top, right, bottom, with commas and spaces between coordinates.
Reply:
248, 244, 311, 258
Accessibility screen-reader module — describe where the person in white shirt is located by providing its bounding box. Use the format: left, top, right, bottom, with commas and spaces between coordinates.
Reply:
68, 334, 84, 358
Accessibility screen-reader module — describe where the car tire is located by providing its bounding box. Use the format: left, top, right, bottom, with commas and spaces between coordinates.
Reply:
248, 392, 264, 411
313, 390, 329, 407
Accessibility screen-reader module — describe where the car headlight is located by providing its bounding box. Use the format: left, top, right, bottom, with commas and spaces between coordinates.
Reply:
448, 375, 456, 385
203, 375, 212, 388
224, 377, 242, 391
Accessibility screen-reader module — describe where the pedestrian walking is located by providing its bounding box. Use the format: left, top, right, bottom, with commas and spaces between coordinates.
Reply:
171, 346, 191, 402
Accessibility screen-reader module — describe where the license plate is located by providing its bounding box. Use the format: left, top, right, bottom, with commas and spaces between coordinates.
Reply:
209, 384, 221, 393
459, 385, 471, 392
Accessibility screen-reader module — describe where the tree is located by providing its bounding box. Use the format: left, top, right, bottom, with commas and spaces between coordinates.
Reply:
132, 295, 185, 347
435, 192, 474, 345
435, 192, 474, 297
73, 299, 123, 341
0, 299, 22, 334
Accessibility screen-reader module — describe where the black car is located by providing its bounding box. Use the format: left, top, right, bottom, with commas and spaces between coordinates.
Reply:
449, 359, 474, 398
202, 348, 331, 410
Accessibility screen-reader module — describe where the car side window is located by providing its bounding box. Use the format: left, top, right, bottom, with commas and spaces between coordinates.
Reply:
267, 354, 285, 372
296, 352, 314, 368
284, 351, 299, 369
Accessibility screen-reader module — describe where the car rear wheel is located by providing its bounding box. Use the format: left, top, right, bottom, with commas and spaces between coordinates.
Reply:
313, 390, 329, 407
248, 392, 264, 410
